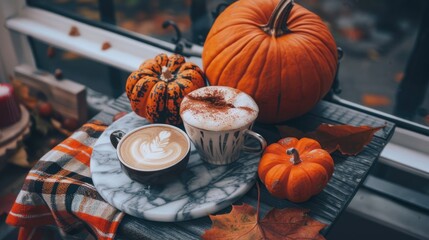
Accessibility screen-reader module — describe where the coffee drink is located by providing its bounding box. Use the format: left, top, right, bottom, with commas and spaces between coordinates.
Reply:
180, 86, 266, 165
118, 125, 189, 171
180, 86, 259, 131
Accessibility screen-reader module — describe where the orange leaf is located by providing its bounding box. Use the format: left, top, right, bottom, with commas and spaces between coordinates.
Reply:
101, 41, 111, 51
69, 26, 80, 36
260, 208, 326, 240
203, 205, 325, 240
202, 184, 326, 240
203, 204, 258, 240
62, 51, 81, 60
340, 28, 365, 41
362, 94, 391, 107
308, 124, 385, 155
47, 46, 56, 58
276, 124, 385, 155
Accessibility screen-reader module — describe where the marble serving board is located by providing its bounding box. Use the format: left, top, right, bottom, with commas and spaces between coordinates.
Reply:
90, 112, 261, 222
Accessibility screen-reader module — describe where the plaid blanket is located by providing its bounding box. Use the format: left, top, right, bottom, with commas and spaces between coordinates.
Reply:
6, 120, 124, 240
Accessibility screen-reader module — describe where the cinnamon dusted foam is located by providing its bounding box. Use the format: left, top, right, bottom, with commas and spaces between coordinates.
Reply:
180, 86, 259, 131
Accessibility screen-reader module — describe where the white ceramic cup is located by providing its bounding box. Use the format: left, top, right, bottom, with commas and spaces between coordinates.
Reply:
180, 86, 267, 165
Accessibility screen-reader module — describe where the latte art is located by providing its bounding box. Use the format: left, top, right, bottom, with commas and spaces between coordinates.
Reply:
119, 126, 189, 171
130, 131, 182, 165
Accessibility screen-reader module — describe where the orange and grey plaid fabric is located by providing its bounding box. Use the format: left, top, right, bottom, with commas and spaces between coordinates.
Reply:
6, 120, 124, 240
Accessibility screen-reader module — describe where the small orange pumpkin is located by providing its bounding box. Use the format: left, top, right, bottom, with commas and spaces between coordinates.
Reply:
258, 137, 334, 202
202, 0, 338, 123
126, 53, 206, 125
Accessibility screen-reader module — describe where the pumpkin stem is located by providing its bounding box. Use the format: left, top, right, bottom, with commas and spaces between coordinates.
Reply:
287, 148, 302, 165
261, 0, 294, 37
161, 66, 174, 82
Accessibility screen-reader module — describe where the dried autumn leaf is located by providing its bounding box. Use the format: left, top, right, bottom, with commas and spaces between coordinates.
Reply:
203, 204, 257, 240
62, 51, 81, 60
260, 208, 326, 240
307, 124, 385, 155
77, 7, 99, 20
202, 204, 325, 240
119, 20, 139, 32
340, 27, 365, 41
362, 94, 390, 107
101, 41, 111, 51
47, 46, 56, 58
276, 124, 385, 155
203, 183, 325, 240
69, 26, 80, 36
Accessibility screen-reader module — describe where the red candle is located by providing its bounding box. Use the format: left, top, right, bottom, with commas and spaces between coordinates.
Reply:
0, 83, 22, 128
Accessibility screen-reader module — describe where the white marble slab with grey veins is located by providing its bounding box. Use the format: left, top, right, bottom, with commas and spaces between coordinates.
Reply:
90, 112, 261, 222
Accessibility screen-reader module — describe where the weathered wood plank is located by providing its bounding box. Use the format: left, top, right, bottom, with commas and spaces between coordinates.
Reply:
14, 64, 87, 123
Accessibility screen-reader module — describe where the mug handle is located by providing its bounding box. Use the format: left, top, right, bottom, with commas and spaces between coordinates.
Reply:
242, 129, 267, 154
110, 130, 126, 149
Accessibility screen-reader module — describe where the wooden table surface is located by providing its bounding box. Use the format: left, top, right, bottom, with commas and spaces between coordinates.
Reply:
90, 93, 395, 239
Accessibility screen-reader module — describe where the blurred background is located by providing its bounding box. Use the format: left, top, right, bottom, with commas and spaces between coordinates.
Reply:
27, 0, 429, 126
1, 0, 428, 239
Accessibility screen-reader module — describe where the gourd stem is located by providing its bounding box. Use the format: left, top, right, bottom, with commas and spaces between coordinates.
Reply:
161, 66, 173, 82
287, 148, 302, 165
261, 0, 294, 37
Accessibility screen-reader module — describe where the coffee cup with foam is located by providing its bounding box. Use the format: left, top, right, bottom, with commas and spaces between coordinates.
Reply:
180, 86, 267, 165
110, 124, 191, 185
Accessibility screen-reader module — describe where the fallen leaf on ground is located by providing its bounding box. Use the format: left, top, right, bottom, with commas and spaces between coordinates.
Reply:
362, 94, 391, 107
47, 46, 55, 58
119, 20, 139, 32
340, 27, 365, 41
102, 41, 111, 51
69, 26, 80, 36
202, 184, 326, 240
308, 124, 385, 155
77, 7, 99, 20
276, 124, 385, 155
62, 51, 81, 60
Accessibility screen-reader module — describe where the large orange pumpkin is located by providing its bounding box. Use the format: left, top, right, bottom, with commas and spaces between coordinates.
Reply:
258, 137, 334, 202
202, 0, 338, 123
126, 53, 206, 125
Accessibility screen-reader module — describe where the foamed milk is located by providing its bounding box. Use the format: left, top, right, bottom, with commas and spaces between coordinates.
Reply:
119, 125, 189, 170
180, 86, 259, 131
